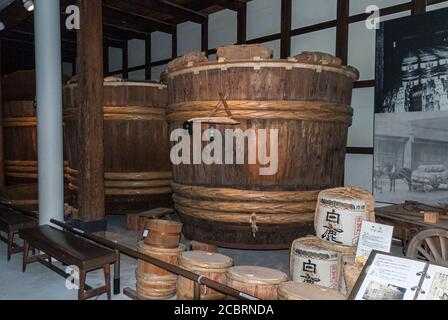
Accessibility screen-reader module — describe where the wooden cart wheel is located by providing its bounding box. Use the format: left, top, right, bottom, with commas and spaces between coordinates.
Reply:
406, 229, 448, 266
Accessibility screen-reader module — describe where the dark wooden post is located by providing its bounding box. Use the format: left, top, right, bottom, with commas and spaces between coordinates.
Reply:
280, 0, 292, 59
0, 41, 3, 188
145, 34, 152, 80
237, 3, 247, 44
201, 17, 209, 52
336, 0, 349, 65
76, 0, 105, 223
122, 41, 128, 79
172, 30, 178, 59
412, 0, 427, 15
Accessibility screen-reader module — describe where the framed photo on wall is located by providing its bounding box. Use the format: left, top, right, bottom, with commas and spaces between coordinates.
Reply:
374, 7, 448, 207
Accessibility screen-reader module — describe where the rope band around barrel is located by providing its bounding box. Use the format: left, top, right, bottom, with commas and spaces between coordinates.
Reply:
167, 100, 353, 124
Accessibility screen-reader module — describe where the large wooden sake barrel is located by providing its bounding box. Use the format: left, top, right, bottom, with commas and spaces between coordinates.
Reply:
226, 266, 288, 300
63, 78, 173, 215
2, 70, 37, 185
166, 46, 359, 249
177, 251, 233, 300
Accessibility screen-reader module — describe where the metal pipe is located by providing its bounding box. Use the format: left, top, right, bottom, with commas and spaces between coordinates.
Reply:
34, 0, 65, 225
50, 219, 258, 300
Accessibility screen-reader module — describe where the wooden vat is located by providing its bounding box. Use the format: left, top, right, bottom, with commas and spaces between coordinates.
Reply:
137, 242, 186, 277
0, 184, 39, 211
166, 47, 359, 249
2, 70, 37, 185
177, 251, 233, 300
278, 282, 346, 300
63, 79, 173, 215
226, 266, 288, 300
144, 219, 183, 248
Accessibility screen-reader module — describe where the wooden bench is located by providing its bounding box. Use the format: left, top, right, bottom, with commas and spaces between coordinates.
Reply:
20, 225, 116, 300
0, 206, 38, 261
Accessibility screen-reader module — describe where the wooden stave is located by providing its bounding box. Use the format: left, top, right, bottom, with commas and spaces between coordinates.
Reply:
137, 242, 186, 277
135, 270, 178, 300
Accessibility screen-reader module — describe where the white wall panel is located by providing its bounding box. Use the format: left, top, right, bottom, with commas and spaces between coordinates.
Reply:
128, 39, 145, 68
345, 154, 373, 192
177, 21, 202, 55
348, 88, 375, 148
262, 40, 281, 59
151, 32, 172, 62
349, 0, 408, 15
247, 0, 281, 40
108, 47, 122, 72
291, 27, 336, 56
292, 0, 336, 29
128, 69, 146, 81
209, 9, 237, 50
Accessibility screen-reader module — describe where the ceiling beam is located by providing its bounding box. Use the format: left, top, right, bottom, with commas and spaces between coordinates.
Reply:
0, 0, 32, 31
205, 0, 246, 11
103, 4, 176, 34
104, 0, 207, 24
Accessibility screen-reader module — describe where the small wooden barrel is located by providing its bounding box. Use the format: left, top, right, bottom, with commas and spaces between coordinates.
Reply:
278, 282, 346, 300
226, 266, 288, 300
135, 270, 177, 300
315, 187, 375, 247
177, 251, 233, 300
144, 219, 183, 248
190, 241, 218, 253
137, 242, 186, 277
167, 46, 359, 249
290, 237, 340, 289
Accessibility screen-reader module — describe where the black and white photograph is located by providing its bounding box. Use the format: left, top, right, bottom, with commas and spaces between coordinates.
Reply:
374, 8, 448, 206
362, 281, 406, 301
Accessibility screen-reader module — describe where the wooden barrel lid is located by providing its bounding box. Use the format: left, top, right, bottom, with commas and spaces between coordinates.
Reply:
278, 282, 346, 300
227, 266, 288, 285
179, 251, 233, 269
138, 241, 186, 255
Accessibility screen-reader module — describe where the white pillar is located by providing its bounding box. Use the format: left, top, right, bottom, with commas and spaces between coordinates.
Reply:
34, 0, 64, 225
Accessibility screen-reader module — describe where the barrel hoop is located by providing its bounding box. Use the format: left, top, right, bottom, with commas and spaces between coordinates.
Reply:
5, 161, 70, 179
3, 117, 37, 127
63, 106, 166, 121
171, 183, 319, 203
167, 60, 359, 80
67, 168, 172, 195
167, 101, 353, 124
65, 81, 167, 89
175, 204, 314, 224
173, 194, 315, 215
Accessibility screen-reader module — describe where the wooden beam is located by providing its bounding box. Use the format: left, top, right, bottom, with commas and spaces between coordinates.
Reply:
237, 3, 247, 44
76, 0, 105, 222
201, 17, 209, 52
346, 147, 374, 155
145, 34, 152, 80
336, 0, 349, 65
207, 0, 245, 11
104, 0, 207, 24
280, 0, 292, 59
0, 40, 3, 188
412, 0, 427, 14
0, 0, 32, 31
102, 5, 175, 34
122, 41, 128, 79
